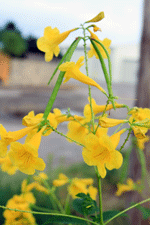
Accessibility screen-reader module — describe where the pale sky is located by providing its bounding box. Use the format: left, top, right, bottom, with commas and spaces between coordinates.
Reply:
1, 0, 144, 47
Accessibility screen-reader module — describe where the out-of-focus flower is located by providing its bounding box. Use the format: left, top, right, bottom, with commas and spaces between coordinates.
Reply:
0, 155, 18, 175
99, 117, 127, 128
93, 25, 101, 32
59, 56, 106, 94
115, 178, 135, 196
68, 178, 93, 199
88, 30, 111, 59
3, 194, 37, 225
87, 186, 98, 200
33, 172, 48, 182
8, 128, 45, 175
137, 136, 149, 150
82, 129, 125, 178
37, 26, 75, 62
53, 173, 69, 187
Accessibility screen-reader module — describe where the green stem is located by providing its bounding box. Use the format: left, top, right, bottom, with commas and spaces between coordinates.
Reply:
91, 38, 112, 87
90, 39, 115, 109
82, 25, 95, 132
47, 124, 85, 147
119, 128, 132, 152
43, 71, 65, 120
104, 197, 150, 224
136, 148, 147, 184
43, 37, 82, 120
95, 167, 104, 225
30, 204, 58, 213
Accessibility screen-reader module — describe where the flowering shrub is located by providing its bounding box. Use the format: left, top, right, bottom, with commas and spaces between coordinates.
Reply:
1, 11, 150, 225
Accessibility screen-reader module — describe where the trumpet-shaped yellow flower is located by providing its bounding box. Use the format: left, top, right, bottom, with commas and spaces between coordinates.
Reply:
0, 124, 36, 157
53, 173, 69, 187
137, 136, 149, 150
88, 30, 111, 59
37, 26, 75, 62
33, 172, 48, 183
8, 128, 45, 175
23, 111, 58, 137
0, 155, 18, 175
82, 129, 125, 178
83, 98, 124, 121
115, 178, 135, 196
99, 117, 127, 128
68, 178, 93, 199
59, 56, 106, 94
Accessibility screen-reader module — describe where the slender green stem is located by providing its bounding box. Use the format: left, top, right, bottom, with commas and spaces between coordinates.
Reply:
47, 124, 85, 147
119, 128, 132, 152
104, 197, 150, 224
0, 205, 99, 225
95, 167, 104, 225
136, 148, 147, 184
82, 25, 95, 132
90, 38, 112, 87
30, 204, 58, 213
64, 192, 71, 214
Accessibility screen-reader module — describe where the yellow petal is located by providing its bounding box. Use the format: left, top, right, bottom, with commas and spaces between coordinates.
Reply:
99, 117, 126, 128
110, 129, 126, 149
85, 12, 104, 23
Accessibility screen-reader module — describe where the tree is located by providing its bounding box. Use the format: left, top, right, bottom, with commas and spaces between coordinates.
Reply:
127, 1, 150, 224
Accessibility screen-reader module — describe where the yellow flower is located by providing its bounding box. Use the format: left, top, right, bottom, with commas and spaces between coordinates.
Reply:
37, 26, 75, 62
87, 186, 98, 200
22, 111, 58, 137
59, 56, 106, 94
21, 179, 35, 193
0, 124, 36, 157
0, 155, 18, 175
53, 173, 69, 187
82, 129, 125, 178
83, 98, 124, 121
21, 192, 36, 204
85, 11, 105, 23
99, 117, 127, 128
68, 178, 93, 199
93, 25, 102, 32
32, 182, 49, 194
8, 128, 46, 175
115, 178, 135, 196
137, 136, 149, 150
33, 172, 48, 182
129, 107, 150, 139
88, 30, 111, 59
3, 194, 36, 225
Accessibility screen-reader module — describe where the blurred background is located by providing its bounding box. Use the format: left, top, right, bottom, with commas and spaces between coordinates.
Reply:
1, 0, 150, 224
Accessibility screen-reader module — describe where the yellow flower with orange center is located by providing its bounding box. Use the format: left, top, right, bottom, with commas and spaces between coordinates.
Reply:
59, 56, 106, 94
37, 26, 75, 62
88, 29, 111, 59
82, 129, 125, 178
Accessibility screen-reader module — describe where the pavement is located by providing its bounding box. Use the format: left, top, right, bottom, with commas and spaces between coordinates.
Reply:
0, 81, 137, 169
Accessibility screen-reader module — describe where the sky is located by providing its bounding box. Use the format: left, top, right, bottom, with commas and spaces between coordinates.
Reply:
1, 0, 144, 47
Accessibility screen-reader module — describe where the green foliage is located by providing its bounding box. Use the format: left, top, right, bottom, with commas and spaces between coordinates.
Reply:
1, 30, 27, 57
73, 193, 98, 216
133, 204, 150, 220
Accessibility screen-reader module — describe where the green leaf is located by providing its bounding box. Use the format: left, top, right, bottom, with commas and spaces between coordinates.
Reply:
47, 37, 82, 85
42, 214, 98, 225
134, 204, 150, 220
73, 193, 98, 216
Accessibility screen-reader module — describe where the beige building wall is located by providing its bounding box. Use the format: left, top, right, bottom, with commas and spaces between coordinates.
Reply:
8, 54, 60, 86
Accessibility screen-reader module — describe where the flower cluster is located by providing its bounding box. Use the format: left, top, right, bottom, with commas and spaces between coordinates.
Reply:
53, 173, 98, 200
